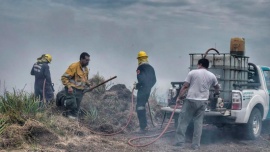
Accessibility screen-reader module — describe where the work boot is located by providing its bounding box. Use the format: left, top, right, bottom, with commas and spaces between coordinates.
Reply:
191, 144, 199, 150
67, 115, 77, 120
136, 127, 148, 134
172, 142, 184, 148
138, 129, 147, 134
65, 111, 77, 120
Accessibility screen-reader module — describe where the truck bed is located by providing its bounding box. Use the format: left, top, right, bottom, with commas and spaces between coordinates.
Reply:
161, 106, 229, 117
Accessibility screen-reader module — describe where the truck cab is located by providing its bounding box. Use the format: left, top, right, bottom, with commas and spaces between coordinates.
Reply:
161, 51, 270, 140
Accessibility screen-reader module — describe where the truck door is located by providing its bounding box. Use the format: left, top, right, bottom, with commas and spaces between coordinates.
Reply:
261, 67, 270, 119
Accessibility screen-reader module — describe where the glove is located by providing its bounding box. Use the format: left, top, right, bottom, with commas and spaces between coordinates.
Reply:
86, 81, 92, 87
176, 98, 184, 105
51, 83, 55, 92
213, 91, 220, 98
133, 82, 137, 90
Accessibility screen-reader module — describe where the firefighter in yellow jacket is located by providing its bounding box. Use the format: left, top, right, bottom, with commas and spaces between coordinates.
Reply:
61, 52, 91, 119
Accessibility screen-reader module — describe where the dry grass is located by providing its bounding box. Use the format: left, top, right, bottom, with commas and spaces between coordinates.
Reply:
0, 74, 164, 151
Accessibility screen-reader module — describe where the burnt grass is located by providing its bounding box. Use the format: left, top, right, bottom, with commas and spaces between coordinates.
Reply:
1, 84, 270, 151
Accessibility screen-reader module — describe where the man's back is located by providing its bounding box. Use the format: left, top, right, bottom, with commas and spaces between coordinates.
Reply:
186, 69, 218, 100
31, 62, 46, 82
137, 63, 156, 88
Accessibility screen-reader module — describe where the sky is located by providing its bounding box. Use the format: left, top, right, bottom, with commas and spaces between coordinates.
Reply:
0, 0, 269, 99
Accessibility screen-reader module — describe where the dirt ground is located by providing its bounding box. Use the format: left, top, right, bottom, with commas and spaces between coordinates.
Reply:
2, 112, 270, 152
2, 84, 270, 152
10, 120, 270, 152
124, 122, 270, 152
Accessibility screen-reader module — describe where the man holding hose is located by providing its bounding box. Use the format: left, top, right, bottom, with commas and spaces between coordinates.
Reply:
174, 58, 220, 150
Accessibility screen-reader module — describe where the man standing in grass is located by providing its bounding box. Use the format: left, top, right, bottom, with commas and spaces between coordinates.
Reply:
135, 50, 156, 133
61, 52, 91, 119
31, 54, 54, 105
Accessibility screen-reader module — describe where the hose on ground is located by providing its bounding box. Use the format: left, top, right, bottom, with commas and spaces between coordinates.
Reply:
127, 103, 178, 147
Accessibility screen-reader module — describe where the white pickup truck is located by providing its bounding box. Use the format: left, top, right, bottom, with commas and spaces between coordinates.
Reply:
161, 49, 270, 140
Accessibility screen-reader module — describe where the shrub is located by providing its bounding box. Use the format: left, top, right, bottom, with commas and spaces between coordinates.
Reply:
0, 89, 40, 125
89, 73, 106, 96
0, 116, 8, 135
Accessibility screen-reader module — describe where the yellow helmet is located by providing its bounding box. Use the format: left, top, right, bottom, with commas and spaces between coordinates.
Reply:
44, 54, 52, 63
137, 51, 148, 59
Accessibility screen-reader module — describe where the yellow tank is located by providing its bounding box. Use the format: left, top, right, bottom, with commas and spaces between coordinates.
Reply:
230, 37, 245, 55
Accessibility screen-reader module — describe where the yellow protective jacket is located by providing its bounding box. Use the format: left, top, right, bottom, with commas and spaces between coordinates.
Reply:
61, 61, 89, 90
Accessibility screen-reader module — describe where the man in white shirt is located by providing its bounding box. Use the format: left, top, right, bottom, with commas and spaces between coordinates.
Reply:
174, 58, 220, 150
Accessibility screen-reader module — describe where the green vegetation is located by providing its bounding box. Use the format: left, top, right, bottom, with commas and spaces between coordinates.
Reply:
0, 89, 40, 128
90, 73, 106, 96
84, 106, 98, 122
0, 117, 8, 135
0, 73, 164, 150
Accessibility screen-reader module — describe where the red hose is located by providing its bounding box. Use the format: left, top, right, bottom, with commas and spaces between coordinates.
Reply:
127, 103, 178, 147
43, 79, 46, 103
88, 86, 178, 147
87, 87, 135, 136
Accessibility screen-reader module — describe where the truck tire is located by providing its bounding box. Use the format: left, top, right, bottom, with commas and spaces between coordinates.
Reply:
244, 108, 262, 139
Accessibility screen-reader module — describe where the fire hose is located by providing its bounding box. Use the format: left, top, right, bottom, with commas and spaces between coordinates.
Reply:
127, 103, 177, 147
43, 79, 46, 104
203, 48, 220, 58
84, 79, 178, 146
85, 76, 154, 136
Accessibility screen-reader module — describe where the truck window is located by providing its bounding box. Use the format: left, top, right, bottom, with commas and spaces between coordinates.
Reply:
263, 70, 270, 90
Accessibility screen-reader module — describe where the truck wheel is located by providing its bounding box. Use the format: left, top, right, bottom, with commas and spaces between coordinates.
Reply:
245, 108, 262, 139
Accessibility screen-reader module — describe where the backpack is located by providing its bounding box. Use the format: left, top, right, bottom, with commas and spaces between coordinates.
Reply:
56, 89, 66, 107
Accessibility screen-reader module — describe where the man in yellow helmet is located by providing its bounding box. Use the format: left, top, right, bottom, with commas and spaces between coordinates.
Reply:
31, 54, 54, 105
61, 52, 91, 119
135, 50, 156, 133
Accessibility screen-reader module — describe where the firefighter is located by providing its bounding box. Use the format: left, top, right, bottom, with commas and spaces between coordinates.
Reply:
134, 51, 156, 133
61, 52, 91, 119
30, 54, 54, 105
174, 58, 220, 150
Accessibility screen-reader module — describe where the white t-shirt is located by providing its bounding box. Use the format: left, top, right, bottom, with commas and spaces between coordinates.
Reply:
185, 68, 218, 100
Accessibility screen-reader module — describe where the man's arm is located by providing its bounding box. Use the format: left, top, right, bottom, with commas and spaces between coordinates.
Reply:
61, 64, 76, 88
136, 67, 146, 88
30, 64, 35, 75
43, 64, 52, 84
176, 82, 190, 103
213, 84, 220, 96
213, 76, 220, 95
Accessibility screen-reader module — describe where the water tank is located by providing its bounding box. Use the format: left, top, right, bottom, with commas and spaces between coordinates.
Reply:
189, 53, 249, 102
230, 37, 245, 56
